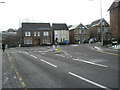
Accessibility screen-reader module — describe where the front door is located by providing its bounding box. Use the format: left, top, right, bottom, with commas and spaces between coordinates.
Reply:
38, 39, 40, 45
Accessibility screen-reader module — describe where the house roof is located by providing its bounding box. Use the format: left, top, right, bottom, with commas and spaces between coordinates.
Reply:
7, 28, 16, 32
69, 23, 88, 30
90, 18, 109, 27
69, 25, 78, 30
21, 23, 52, 31
85, 24, 91, 29
108, 0, 120, 11
52, 23, 68, 30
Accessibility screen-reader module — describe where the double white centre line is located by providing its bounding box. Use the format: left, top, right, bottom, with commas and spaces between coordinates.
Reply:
40, 59, 58, 68
69, 72, 112, 90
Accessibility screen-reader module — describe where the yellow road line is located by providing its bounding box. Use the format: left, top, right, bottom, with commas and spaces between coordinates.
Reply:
19, 77, 23, 81
21, 82, 26, 87
6, 53, 27, 88
95, 48, 119, 56
104, 51, 119, 56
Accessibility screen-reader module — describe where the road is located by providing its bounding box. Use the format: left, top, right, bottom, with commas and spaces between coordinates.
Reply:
2, 44, 119, 89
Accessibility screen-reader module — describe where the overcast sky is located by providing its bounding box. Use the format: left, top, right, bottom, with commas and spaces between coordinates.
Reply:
0, 0, 114, 31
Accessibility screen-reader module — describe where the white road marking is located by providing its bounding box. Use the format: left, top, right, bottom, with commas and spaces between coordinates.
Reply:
3, 77, 9, 84
94, 46, 103, 52
14, 76, 16, 79
11, 52, 15, 53
30, 55, 38, 59
40, 59, 58, 68
58, 55, 65, 57
69, 72, 111, 90
38, 51, 43, 52
24, 52, 29, 54
72, 58, 108, 68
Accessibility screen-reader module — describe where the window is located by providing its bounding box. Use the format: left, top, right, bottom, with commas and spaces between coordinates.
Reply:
79, 30, 82, 34
38, 32, 40, 36
25, 32, 31, 36
81, 30, 85, 34
44, 32, 49, 36
98, 28, 100, 33
24, 39, 32, 44
34, 32, 37, 36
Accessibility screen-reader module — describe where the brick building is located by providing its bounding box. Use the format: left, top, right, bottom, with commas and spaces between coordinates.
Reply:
19, 23, 52, 46
69, 23, 90, 44
108, 0, 120, 41
89, 18, 110, 42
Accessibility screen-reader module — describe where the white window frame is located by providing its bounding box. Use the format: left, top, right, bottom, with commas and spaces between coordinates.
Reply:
38, 32, 40, 36
79, 30, 82, 34
34, 32, 37, 36
44, 31, 49, 36
25, 32, 31, 36
24, 39, 32, 44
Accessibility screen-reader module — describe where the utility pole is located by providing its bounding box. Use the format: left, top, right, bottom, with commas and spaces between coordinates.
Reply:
100, 0, 104, 46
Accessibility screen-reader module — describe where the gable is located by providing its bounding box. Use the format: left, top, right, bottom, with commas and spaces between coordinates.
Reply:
108, 1, 120, 11
91, 18, 109, 27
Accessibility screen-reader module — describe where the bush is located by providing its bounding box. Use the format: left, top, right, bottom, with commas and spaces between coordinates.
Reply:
103, 39, 112, 46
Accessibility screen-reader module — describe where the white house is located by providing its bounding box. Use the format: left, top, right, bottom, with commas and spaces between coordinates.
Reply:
52, 23, 69, 44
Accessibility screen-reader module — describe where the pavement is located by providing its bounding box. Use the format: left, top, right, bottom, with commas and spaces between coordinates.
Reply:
87, 42, 119, 55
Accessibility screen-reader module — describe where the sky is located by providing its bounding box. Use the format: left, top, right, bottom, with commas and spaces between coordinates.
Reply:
0, 0, 114, 31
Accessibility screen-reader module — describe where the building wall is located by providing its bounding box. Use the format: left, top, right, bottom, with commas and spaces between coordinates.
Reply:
110, 7, 120, 39
74, 27, 90, 43
69, 30, 76, 44
21, 30, 52, 45
54, 30, 69, 43
0, 31, 2, 48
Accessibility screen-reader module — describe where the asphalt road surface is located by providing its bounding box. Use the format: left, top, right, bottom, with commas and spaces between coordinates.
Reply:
2, 44, 119, 89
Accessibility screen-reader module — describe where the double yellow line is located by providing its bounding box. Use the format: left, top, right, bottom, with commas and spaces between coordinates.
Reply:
6, 53, 28, 90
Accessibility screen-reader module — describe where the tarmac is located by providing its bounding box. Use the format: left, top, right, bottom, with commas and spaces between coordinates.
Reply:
0, 49, 2, 90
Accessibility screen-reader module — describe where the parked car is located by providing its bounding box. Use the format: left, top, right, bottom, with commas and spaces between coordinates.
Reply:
59, 40, 69, 45
83, 39, 89, 43
89, 38, 94, 43
112, 38, 117, 45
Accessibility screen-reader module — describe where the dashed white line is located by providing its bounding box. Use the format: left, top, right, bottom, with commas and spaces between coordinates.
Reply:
73, 58, 108, 68
40, 59, 58, 68
69, 72, 111, 90
30, 55, 38, 59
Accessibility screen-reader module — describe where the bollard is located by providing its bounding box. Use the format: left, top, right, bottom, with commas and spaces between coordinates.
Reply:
19, 44, 21, 47
57, 45, 61, 52
52, 45, 56, 51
